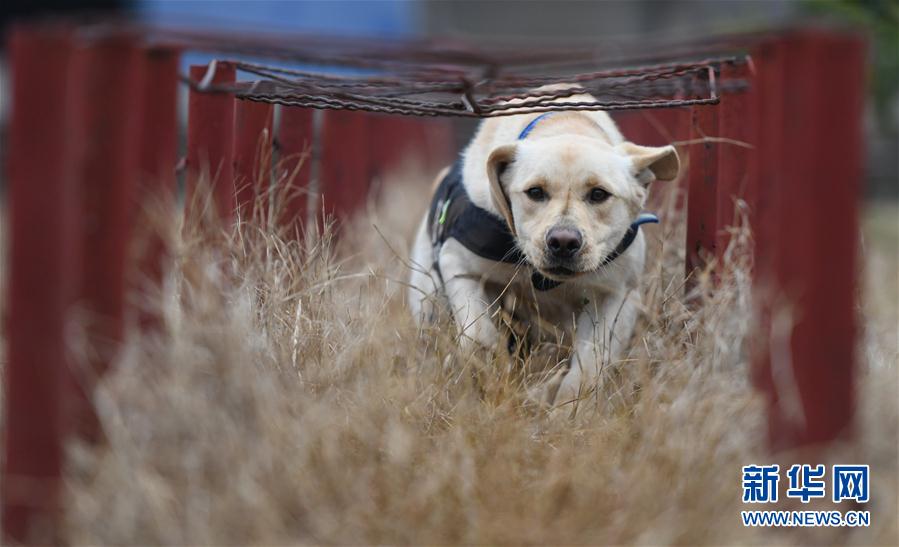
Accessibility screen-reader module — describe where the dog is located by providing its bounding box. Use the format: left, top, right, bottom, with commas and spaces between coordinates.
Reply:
407, 89, 680, 407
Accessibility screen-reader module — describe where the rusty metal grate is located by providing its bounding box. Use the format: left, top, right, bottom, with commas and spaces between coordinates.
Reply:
214, 58, 737, 117
139, 25, 752, 117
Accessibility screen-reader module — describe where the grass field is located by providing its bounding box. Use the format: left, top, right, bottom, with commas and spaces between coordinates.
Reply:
3, 167, 896, 544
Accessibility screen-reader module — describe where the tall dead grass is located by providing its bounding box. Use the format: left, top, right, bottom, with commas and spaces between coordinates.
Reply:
52, 165, 899, 545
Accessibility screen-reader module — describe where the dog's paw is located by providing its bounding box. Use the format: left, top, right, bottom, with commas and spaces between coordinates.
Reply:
548, 368, 590, 417
523, 367, 564, 409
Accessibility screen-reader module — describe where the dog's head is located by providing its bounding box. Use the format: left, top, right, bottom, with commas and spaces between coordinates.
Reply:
487, 135, 679, 280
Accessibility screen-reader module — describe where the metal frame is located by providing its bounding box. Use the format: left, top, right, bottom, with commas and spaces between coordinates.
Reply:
186, 61, 237, 221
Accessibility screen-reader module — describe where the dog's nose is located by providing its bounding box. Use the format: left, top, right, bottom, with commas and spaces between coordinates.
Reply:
546, 227, 583, 258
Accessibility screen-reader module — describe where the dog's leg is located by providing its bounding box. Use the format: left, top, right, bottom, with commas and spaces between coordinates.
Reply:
553, 289, 640, 409
407, 218, 441, 324
408, 166, 452, 325
438, 247, 500, 353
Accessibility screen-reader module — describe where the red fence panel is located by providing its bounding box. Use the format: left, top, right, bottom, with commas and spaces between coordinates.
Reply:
715, 61, 753, 259
752, 31, 864, 449
790, 31, 864, 446
740, 57, 762, 247
685, 105, 720, 280
234, 100, 274, 222
319, 110, 373, 224
135, 48, 180, 331
2, 25, 80, 545
73, 33, 146, 441
748, 38, 787, 447
419, 118, 455, 169
368, 115, 454, 174
187, 62, 236, 221
277, 106, 314, 235
616, 108, 691, 148
614, 108, 691, 213
368, 114, 418, 175
615, 110, 652, 145
139, 49, 180, 193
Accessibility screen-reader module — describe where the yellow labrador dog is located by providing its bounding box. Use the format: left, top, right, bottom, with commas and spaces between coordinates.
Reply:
408, 91, 680, 406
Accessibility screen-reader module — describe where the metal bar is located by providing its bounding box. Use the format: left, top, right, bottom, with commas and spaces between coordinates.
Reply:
740, 56, 761, 246
757, 31, 864, 449
276, 105, 314, 236
234, 100, 274, 222
74, 32, 146, 437
139, 49, 181, 191
319, 110, 373, 224
187, 61, 237, 221
135, 47, 180, 331
714, 61, 752, 259
2, 24, 79, 545
795, 31, 863, 445
750, 36, 789, 445
684, 104, 719, 282
234, 92, 722, 118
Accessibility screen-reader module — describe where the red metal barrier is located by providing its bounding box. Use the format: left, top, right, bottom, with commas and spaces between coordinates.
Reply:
139, 49, 180, 193
715, 62, 753, 259
616, 108, 692, 216
614, 110, 652, 145
234, 100, 274, 222
319, 110, 373, 223
685, 105, 720, 279
751, 35, 790, 446
753, 31, 865, 449
135, 48, 180, 331
419, 118, 456, 169
616, 109, 683, 147
73, 33, 146, 440
277, 106, 314, 234
2, 25, 79, 545
187, 62, 237, 221
368, 115, 454, 173
368, 114, 416, 175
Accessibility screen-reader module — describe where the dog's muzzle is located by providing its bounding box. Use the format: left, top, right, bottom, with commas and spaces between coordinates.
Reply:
545, 226, 583, 260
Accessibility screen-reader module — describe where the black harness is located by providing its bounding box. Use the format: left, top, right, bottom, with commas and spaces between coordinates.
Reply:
429, 161, 524, 264
427, 159, 658, 292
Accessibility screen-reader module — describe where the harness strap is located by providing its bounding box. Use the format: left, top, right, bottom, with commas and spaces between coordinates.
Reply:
429, 160, 523, 265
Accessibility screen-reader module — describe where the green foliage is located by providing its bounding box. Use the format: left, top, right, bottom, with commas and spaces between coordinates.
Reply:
805, 0, 899, 134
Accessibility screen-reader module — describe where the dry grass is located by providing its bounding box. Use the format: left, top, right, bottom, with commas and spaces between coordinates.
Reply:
41, 165, 899, 544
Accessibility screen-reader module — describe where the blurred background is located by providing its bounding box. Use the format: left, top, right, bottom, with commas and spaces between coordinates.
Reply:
1, 0, 896, 198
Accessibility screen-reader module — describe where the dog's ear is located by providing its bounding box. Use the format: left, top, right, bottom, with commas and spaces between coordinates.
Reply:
487, 144, 517, 233
618, 143, 680, 184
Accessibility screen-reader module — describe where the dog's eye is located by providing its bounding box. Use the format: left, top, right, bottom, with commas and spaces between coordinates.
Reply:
588, 187, 611, 203
525, 187, 547, 201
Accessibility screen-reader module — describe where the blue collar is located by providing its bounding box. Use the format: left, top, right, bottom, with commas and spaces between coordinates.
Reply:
630, 213, 660, 229
518, 112, 556, 140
